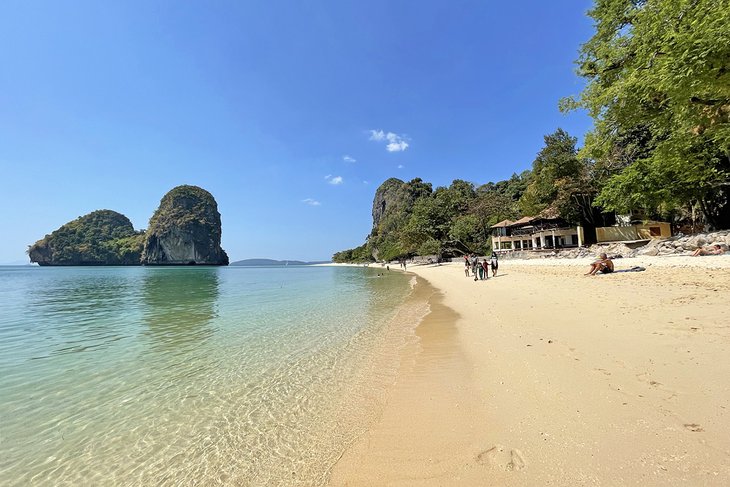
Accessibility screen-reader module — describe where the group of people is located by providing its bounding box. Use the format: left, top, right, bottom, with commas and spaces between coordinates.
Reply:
464, 253, 498, 281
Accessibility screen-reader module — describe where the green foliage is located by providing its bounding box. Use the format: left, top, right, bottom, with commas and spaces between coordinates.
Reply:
449, 214, 484, 253
518, 129, 591, 223
143, 184, 228, 265
28, 210, 145, 265
418, 238, 441, 256
564, 0, 730, 228
332, 243, 374, 263
335, 127, 610, 262
147, 185, 222, 238
338, 174, 527, 262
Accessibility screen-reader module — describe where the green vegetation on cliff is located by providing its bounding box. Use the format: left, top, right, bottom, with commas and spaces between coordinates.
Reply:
142, 185, 229, 265
334, 129, 587, 263
28, 185, 228, 266
28, 210, 145, 265
333, 174, 525, 263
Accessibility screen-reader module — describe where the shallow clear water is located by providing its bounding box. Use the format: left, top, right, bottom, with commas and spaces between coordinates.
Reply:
0, 265, 416, 486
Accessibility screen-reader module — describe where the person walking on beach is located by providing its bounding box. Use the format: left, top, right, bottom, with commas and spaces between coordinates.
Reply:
482, 259, 490, 280
490, 252, 498, 277
464, 255, 470, 277
472, 257, 479, 281
477, 259, 484, 280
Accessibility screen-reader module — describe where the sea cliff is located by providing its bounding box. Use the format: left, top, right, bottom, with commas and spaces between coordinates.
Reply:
28, 185, 228, 266
142, 185, 229, 266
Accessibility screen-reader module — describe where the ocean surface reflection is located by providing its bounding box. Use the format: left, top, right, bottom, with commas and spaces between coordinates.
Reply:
22, 267, 143, 361
141, 267, 219, 352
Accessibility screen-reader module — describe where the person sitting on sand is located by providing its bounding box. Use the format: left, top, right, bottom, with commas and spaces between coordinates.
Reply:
691, 244, 725, 256
585, 253, 614, 275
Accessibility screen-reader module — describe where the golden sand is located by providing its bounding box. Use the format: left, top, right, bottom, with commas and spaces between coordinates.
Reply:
329, 257, 730, 486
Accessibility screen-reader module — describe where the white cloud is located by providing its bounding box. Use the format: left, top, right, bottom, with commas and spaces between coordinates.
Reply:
369, 129, 385, 141
302, 198, 321, 206
343, 155, 356, 163
369, 129, 410, 152
397, 164, 404, 169
328, 175, 343, 185
324, 174, 332, 180
363, 180, 369, 184
387, 140, 409, 152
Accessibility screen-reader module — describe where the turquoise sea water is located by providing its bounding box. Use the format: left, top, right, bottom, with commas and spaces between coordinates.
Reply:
0, 265, 418, 486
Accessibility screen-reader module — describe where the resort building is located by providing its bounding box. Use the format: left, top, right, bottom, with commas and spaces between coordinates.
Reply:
491, 216, 581, 252
491, 217, 673, 252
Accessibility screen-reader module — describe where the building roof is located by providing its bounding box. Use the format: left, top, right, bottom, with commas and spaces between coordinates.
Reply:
490, 219, 514, 228
537, 207, 560, 219
510, 216, 535, 226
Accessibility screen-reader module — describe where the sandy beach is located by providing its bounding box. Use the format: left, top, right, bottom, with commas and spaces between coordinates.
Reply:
329, 255, 730, 486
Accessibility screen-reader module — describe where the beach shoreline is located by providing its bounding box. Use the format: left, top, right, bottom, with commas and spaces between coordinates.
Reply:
328, 256, 730, 485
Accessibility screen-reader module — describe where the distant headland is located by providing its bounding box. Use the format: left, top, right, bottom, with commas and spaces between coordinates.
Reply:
28, 185, 228, 266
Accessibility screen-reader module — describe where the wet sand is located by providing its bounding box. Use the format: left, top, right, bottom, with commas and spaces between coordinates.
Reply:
328, 256, 730, 485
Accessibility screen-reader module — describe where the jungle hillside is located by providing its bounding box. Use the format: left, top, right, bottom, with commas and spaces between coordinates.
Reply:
334, 0, 729, 263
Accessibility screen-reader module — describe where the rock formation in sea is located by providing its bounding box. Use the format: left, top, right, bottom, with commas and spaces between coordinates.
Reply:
28, 210, 145, 266
141, 185, 229, 266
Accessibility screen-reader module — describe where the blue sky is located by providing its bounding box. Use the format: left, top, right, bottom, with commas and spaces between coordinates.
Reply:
0, 0, 595, 263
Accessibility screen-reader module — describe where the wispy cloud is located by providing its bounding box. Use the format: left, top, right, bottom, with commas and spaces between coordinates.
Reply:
328, 175, 343, 185
363, 180, 369, 184
343, 155, 356, 163
369, 129, 410, 152
324, 174, 332, 180
397, 164, 404, 169
369, 129, 385, 141
302, 198, 321, 206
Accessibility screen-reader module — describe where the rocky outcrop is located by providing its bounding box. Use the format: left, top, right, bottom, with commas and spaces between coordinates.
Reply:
634, 230, 730, 256
371, 178, 406, 231
142, 185, 229, 266
28, 210, 144, 266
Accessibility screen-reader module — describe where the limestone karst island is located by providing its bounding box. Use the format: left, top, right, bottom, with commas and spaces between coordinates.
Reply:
27, 185, 229, 266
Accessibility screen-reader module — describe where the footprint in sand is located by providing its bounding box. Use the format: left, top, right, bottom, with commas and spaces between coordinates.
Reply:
683, 423, 704, 432
476, 445, 527, 471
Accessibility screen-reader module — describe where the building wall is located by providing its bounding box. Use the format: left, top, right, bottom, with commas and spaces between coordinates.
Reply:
596, 223, 672, 242
596, 226, 639, 242
636, 222, 671, 239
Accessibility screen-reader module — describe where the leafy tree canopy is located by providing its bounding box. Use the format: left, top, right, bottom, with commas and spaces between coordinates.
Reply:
562, 0, 730, 228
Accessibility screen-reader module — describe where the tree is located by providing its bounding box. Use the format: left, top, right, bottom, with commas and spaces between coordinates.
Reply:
449, 214, 483, 254
518, 129, 589, 223
562, 0, 730, 228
